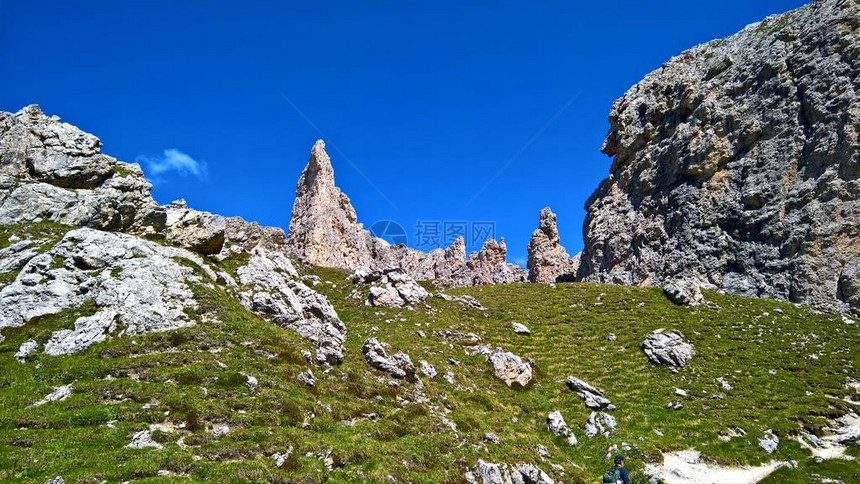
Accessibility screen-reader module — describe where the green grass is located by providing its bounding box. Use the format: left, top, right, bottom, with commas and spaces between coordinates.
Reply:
0, 248, 858, 483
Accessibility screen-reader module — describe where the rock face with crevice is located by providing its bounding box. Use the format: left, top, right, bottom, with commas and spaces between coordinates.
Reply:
579, 0, 860, 310
286, 140, 526, 286
527, 207, 579, 283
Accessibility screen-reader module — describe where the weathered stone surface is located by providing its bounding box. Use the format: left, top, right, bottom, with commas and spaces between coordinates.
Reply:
163, 200, 226, 255
547, 410, 578, 446
527, 207, 578, 283
287, 140, 375, 270
584, 411, 617, 438
488, 349, 533, 387
286, 140, 526, 286
237, 248, 346, 364
642, 329, 695, 368
664, 280, 705, 306
0, 228, 205, 351
361, 338, 416, 379
15, 339, 38, 362
565, 376, 615, 410
466, 460, 554, 484
579, 0, 860, 311
419, 360, 437, 379
29, 384, 72, 408
126, 430, 162, 450
511, 322, 531, 335
356, 267, 430, 307
0, 106, 165, 235
759, 430, 780, 454
839, 258, 860, 309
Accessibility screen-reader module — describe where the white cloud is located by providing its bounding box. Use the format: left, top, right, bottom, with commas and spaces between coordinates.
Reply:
137, 149, 208, 184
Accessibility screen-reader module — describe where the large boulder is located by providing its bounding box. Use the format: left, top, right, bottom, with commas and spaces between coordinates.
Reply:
163, 200, 226, 255
663, 280, 705, 307
579, 0, 860, 310
642, 329, 695, 368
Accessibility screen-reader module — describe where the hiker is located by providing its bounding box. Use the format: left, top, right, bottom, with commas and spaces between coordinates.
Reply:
601, 455, 630, 484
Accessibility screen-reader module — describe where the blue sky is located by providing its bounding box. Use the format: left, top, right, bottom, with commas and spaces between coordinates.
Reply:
1, 0, 806, 266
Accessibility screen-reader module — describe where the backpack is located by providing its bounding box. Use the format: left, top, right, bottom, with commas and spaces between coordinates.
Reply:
602, 466, 621, 484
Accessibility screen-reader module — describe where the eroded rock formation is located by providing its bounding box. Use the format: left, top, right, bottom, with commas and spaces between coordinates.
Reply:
580, 0, 860, 310
286, 140, 527, 286
0, 105, 346, 363
527, 207, 579, 283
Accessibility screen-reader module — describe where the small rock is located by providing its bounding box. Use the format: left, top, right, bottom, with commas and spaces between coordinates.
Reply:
297, 369, 316, 387
15, 339, 38, 362
511, 322, 531, 335
758, 430, 779, 454
642, 329, 695, 368
126, 430, 162, 450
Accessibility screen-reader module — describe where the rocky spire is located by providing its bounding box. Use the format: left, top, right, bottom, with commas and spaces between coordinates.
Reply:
286, 140, 374, 270
527, 207, 578, 283
286, 140, 527, 285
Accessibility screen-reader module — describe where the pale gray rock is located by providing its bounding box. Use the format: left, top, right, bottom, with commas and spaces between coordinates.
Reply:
163, 200, 226, 255
126, 430, 162, 450
512, 322, 531, 335
0, 239, 38, 274
0, 228, 205, 351
362, 267, 430, 307
547, 410, 578, 446
362, 338, 416, 379
44, 477, 64, 484
419, 359, 438, 379
297, 369, 316, 387
663, 280, 705, 306
840, 258, 860, 310
236, 248, 345, 364
642, 329, 696, 368
29, 384, 72, 407
527, 207, 578, 283
467, 460, 554, 484
15, 339, 38, 362
488, 349, 533, 387
0, 106, 166, 235
565, 376, 615, 410
758, 430, 780, 454
287, 140, 376, 270
580, 0, 860, 311
585, 411, 617, 438
44, 310, 119, 356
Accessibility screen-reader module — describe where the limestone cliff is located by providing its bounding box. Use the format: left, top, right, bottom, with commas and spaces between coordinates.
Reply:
580, 0, 860, 310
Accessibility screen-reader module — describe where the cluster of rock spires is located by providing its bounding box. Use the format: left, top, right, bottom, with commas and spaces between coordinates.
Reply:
0, 105, 346, 364
286, 139, 526, 287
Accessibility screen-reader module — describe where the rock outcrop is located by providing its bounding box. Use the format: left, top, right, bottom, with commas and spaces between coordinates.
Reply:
0, 105, 347, 364
579, 0, 860, 311
546, 410, 578, 446
527, 207, 579, 283
466, 460, 554, 484
286, 140, 526, 286
0, 105, 165, 235
352, 267, 430, 307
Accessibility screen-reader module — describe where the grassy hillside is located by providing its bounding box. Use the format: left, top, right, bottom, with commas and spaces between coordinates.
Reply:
0, 225, 858, 483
